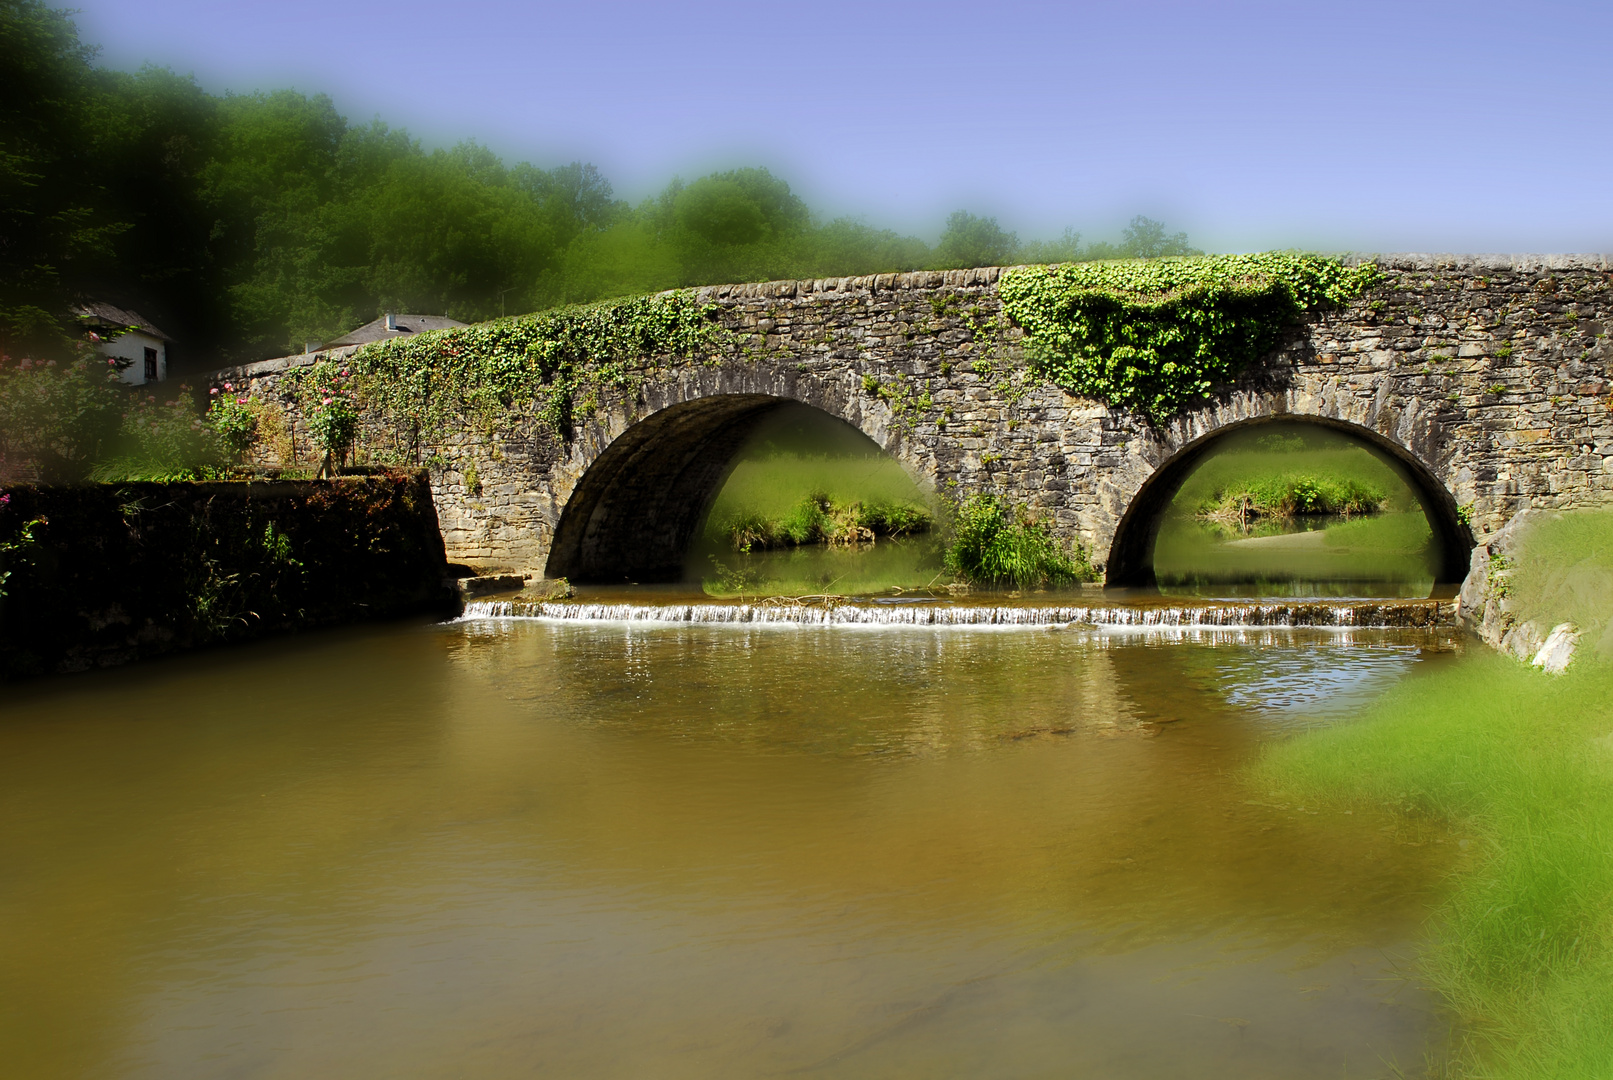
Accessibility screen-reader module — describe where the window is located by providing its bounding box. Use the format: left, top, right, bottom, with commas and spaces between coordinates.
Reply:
144, 347, 158, 382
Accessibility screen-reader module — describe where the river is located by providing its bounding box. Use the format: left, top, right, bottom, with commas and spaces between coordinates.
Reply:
0, 603, 1462, 1078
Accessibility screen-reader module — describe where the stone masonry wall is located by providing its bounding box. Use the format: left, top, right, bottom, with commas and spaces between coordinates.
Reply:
205, 255, 1613, 581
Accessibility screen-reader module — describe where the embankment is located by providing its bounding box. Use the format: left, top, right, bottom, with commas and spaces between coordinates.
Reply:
0, 474, 451, 678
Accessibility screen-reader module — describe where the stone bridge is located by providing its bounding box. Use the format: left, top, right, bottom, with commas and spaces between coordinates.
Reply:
217, 254, 1613, 587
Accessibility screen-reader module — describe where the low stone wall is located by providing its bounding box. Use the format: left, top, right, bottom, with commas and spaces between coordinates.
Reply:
0, 474, 452, 679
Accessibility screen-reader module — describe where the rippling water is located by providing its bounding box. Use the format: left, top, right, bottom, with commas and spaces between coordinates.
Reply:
0, 614, 1463, 1078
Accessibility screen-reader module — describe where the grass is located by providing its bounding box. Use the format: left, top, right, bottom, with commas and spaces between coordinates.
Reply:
1254, 508, 1613, 1078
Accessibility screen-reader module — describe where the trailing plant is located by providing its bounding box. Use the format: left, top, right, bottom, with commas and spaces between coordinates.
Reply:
998, 254, 1382, 421
943, 493, 1093, 589
350, 292, 717, 456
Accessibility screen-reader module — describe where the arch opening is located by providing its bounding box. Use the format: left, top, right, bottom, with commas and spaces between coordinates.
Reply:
546, 396, 933, 585
1106, 418, 1474, 593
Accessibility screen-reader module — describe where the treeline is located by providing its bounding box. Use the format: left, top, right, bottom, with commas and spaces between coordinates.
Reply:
1, 0, 1197, 368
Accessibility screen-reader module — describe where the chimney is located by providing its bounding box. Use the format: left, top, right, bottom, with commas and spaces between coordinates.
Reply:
384, 313, 397, 332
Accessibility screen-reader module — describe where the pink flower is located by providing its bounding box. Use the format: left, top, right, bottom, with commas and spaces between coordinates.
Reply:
210, 387, 219, 395
322, 396, 332, 405
236, 397, 247, 405
340, 369, 349, 377
108, 358, 117, 365
223, 382, 233, 391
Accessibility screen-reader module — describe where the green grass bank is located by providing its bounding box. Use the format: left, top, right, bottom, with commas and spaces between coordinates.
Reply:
1255, 509, 1613, 1078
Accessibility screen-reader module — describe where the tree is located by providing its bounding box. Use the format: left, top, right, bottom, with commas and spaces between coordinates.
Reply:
933, 211, 1019, 269
0, 0, 124, 355
1120, 215, 1199, 258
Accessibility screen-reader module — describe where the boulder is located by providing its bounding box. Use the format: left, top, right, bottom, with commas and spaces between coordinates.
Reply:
1531, 623, 1580, 675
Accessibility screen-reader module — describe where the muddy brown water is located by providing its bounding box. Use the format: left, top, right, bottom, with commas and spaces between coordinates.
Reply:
0, 610, 1463, 1078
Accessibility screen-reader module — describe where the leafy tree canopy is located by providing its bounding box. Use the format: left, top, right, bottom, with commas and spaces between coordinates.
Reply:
0, 0, 1199, 368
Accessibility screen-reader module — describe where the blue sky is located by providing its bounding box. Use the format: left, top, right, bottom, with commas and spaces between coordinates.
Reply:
72, 0, 1612, 253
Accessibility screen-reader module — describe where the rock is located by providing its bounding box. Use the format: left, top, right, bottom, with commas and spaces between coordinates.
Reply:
1531, 623, 1579, 674
1458, 509, 1556, 654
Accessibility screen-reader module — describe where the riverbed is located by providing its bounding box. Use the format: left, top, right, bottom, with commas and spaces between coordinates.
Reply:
1, 610, 1462, 1078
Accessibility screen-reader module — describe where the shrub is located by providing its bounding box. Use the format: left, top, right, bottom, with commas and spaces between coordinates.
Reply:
0, 351, 126, 481
943, 493, 1093, 589
90, 388, 219, 481
206, 384, 260, 463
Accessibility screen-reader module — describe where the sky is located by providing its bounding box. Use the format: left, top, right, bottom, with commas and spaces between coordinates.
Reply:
70, 0, 1613, 254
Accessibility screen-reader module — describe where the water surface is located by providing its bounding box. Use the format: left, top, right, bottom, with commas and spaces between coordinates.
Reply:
0, 615, 1461, 1078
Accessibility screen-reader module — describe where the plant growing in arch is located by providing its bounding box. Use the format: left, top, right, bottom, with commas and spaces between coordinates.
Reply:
944, 493, 1093, 589
998, 254, 1382, 421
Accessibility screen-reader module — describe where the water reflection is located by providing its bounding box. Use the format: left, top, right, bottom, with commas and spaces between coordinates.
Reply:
0, 620, 1461, 1078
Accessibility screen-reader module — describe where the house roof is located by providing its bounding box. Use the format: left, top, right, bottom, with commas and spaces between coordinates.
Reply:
324, 313, 466, 348
74, 301, 172, 341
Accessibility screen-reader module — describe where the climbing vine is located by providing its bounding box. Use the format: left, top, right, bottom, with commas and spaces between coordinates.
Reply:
348, 292, 718, 457
998, 254, 1382, 421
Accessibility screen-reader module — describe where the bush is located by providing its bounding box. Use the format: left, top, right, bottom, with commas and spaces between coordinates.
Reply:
90, 388, 219, 481
0, 351, 125, 481
944, 494, 1092, 589
206, 384, 260, 462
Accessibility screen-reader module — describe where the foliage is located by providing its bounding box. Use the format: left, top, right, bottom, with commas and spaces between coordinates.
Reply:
206, 384, 259, 462
712, 492, 931, 553
351, 292, 716, 450
0, 349, 126, 481
0, 492, 46, 598
943, 493, 1093, 589
999, 253, 1382, 420
2, 0, 1199, 364
88, 385, 219, 481
293, 361, 361, 464
1195, 471, 1389, 518
933, 211, 1020, 270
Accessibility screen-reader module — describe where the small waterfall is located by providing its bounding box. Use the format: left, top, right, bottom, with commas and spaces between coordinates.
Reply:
458, 597, 1456, 629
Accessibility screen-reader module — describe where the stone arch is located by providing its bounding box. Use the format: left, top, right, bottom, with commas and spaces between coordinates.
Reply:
545, 374, 935, 582
1104, 415, 1474, 588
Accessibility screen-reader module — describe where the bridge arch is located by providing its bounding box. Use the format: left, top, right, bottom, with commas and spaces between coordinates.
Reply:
1104, 415, 1475, 588
545, 385, 934, 583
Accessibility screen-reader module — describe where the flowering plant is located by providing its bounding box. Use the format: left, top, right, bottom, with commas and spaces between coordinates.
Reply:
297, 362, 361, 468
0, 348, 126, 482
89, 384, 219, 481
206, 382, 260, 463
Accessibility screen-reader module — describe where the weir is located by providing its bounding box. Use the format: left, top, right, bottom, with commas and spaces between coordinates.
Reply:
460, 597, 1457, 629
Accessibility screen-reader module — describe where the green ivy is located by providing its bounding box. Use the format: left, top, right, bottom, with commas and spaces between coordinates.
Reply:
998, 254, 1382, 421
350, 292, 718, 456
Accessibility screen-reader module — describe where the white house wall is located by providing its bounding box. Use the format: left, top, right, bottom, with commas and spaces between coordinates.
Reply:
99, 330, 167, 386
